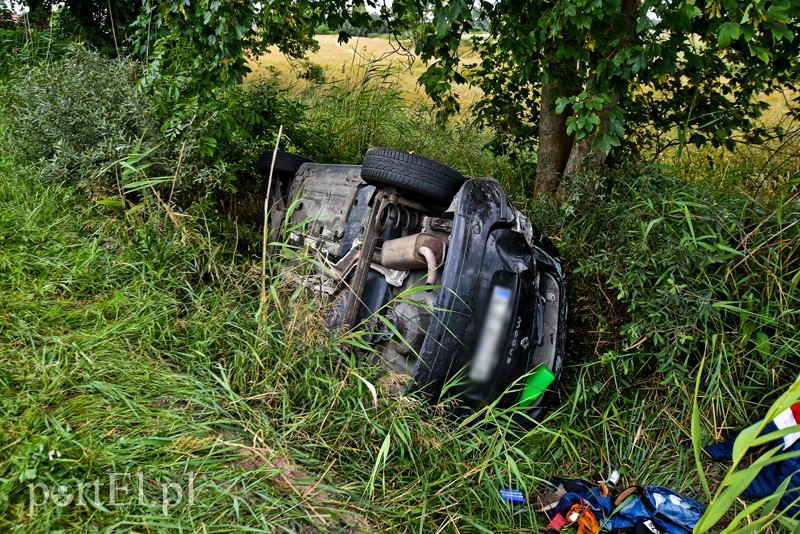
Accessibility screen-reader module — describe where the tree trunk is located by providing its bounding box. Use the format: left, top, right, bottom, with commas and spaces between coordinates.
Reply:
564, 0, 636, 177
24, 0, 52, 30
563, 104, 612, 176
534, 80, 573, 197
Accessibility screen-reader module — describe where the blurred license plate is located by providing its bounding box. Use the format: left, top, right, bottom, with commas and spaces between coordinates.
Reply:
470, 286, 512, 382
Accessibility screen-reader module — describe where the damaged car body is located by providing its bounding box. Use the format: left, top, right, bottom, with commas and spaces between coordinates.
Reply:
259, 147, 567, 421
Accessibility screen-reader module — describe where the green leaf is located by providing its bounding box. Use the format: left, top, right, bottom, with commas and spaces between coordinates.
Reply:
766, 21, 793, 43
367, 432, 392, 497
97, 199, 126, 208
691, 358, 712, 500
741, 23, 756, 41
627, 53, 646, 74
565, 116, 577, 136
717, 22, 740, 48
123, 176, 172, 191
755, 331, 772, 360
767, 1, 791, 22
720, 474, 794, 532
434, 10, 449, 38
749, 44, 771, 64
594, 133, 619, 154
680, 2, 702, 20
449, 0, 463, 22
643, 217, 663, 243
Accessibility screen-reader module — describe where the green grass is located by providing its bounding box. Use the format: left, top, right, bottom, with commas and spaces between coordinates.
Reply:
3, 149, 797, 533
0, 154, 570, 532
2, 44, 800, 531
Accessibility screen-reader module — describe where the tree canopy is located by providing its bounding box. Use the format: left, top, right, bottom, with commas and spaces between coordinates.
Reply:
408, 0, 800, 194
8, 0, 138, 44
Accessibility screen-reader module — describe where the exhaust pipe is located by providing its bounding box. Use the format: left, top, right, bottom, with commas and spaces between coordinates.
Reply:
378, 233, 445, 285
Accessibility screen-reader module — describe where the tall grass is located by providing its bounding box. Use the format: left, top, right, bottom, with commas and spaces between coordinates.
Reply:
526, 164, 800, 530
3, 152, 797, 531
0, 151, 576, 531
294, 61, 506, 183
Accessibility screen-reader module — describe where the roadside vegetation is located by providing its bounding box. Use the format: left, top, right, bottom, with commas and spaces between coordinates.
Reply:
1, 10, 799, 533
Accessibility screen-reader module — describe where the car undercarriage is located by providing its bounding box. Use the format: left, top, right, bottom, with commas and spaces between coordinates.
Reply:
259, 147, 567, 422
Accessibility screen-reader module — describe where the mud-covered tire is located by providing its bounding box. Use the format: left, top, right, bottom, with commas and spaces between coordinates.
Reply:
257, 150, 314, 178
360, 147, 465, 202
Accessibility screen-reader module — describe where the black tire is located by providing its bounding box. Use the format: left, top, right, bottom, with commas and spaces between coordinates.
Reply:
360, 147, 465, 202
257, 150, 314, 178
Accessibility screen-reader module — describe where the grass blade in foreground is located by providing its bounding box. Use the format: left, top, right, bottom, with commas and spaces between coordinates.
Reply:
696, 377, 800, 533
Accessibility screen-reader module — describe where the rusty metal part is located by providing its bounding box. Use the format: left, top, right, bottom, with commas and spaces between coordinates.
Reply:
417, 245, 439, 285
394, 194, 438, 213
379, 233, 445, 286
340, 191, 389, 329
378, 203, 420, 231
322, 244, 360, 281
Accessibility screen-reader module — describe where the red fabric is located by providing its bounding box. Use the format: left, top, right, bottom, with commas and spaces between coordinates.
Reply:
546, 512, 567, 531
791, 403, 800, 424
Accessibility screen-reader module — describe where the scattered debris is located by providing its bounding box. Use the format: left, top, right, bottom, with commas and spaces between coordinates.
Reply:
705, 401, 800, 518
532, 474, 705, 534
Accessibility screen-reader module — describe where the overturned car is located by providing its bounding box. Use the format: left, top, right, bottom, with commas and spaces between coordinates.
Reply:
259, 147, 567, 421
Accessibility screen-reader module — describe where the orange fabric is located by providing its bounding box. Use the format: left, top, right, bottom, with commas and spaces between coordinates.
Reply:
566, 503, 601, 534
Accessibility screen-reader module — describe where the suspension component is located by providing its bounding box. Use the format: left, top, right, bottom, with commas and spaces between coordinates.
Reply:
378, 203, 420, 232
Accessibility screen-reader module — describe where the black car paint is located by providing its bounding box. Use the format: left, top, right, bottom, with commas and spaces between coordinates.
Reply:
276, 157, 566, 420
407, 177, 566, 419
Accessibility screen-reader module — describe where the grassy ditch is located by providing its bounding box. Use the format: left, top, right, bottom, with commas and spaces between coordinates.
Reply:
0, 154, 570, 531
1, 35, 799, 532
3, 150, 797, 531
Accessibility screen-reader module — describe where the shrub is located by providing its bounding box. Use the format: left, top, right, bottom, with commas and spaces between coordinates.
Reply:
1, 44, 157, 195
0, 42, 319, 234
548, 167, 800, 409
293, 59, 326, 84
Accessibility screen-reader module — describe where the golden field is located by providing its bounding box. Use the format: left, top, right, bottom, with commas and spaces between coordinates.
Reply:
246, 34, 795, 139
247, 34, 483, 105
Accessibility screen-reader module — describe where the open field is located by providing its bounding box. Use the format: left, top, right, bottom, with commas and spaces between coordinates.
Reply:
248, 34, 483, 106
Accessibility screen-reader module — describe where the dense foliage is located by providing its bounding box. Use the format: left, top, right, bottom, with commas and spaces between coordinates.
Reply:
0, 45, 315, 222
1, 46, 153, 191
408, 0, 800, 193
7, 0, 138, 48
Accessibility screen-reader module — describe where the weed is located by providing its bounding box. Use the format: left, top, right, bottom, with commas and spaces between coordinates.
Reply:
0, 153, 565, 531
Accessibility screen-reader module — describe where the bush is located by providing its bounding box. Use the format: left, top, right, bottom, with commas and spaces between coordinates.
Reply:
293, 59, 326, 84
545, 167, 800, 409
0, 42, 320, 235
1, 44, 156, 194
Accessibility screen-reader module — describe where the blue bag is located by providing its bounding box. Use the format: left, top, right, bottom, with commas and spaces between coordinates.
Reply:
605, 486, 705, 534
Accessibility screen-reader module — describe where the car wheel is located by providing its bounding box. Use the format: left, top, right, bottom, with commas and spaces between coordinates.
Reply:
257, 150, 314, 178
360, 147, 465, 203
